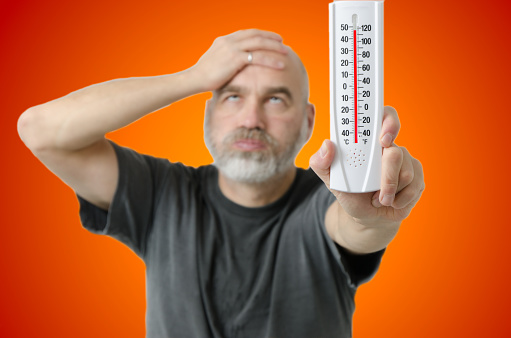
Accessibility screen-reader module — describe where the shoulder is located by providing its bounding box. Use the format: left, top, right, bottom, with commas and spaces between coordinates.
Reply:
107, 140, 218, 198
110, 140, 215, 178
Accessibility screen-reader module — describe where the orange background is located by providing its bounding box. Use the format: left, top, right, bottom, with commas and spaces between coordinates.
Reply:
2, 0, 511, 337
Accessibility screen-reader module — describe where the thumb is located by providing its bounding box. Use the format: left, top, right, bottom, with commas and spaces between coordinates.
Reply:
309, 139, 336, 189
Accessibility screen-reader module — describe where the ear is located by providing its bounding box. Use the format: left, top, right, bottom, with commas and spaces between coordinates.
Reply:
204, 98, 215, 121
205, 98, 211, 114
306, 103, 315, 140
204, 99, 212, 131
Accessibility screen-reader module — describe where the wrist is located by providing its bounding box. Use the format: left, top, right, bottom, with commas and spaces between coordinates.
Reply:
351, 215, 400, 229
181, 66, 212, 93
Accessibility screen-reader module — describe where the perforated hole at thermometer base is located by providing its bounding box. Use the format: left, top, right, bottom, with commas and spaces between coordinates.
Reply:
347, 148, 366, 168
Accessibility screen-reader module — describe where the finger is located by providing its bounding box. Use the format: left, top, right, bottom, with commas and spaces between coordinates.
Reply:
379, 144, 403, 206
372, 147, 416, 208
245, 51, 286, 69
371, 190, 382, 208
396, 146, 414, 193
309, 139, 336, 190
230, 29, 283, 42
393, 157, 425, 209
238, 36, 288, 55
380, 106, 400, 148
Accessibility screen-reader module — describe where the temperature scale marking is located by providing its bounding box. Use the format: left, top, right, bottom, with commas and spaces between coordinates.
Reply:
352, 14, 358, 144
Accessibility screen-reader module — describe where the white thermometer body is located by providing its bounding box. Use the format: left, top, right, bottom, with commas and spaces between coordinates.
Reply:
329, 0, 384, 192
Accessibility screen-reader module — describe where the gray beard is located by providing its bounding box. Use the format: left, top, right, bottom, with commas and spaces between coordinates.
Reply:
204, 115, 309, 184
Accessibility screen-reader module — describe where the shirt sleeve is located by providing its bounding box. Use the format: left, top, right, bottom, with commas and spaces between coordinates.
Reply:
76, 140, 168, 259
311, 179, 386, 288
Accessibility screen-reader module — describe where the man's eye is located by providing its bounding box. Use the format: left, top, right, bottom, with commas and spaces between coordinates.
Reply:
226, 95, 240, 102
269, 96, 283, 104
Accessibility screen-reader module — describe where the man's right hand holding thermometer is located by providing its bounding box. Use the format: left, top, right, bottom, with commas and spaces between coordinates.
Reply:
310, 106, 425, 255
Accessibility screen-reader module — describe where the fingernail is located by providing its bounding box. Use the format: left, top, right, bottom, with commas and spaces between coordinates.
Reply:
372, 197, 382, 208
319, 141, 327, 158
381, 194, 394, 206
381, 133, 392, 147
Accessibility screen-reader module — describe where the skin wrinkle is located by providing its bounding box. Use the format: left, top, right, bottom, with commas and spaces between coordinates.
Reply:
216, 85, 295, 104
213, 47, 310, 108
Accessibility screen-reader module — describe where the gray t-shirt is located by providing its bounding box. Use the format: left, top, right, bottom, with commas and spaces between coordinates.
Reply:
77, 140, 385, 338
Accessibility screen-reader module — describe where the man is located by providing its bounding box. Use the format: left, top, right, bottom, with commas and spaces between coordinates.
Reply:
18, 29, 425, 337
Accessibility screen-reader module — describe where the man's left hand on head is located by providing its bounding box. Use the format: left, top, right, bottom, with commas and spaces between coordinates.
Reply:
310, 106, 426, 227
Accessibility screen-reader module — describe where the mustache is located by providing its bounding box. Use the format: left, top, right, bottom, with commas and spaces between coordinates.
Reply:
223, 128, 278, 147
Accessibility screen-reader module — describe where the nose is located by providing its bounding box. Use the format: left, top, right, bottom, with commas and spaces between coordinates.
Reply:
238, 97, 266, 130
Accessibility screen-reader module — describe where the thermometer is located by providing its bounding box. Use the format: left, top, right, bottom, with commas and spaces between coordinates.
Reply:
329, 0, 384, 192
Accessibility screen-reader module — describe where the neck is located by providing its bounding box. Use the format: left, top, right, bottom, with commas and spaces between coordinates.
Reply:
218, 166, 297, 208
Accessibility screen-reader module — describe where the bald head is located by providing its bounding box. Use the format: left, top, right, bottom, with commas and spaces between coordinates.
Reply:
285, 46, 310, 105
212, 46, 310, 107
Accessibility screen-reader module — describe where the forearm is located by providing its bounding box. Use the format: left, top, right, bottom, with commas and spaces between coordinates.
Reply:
18, 68, 203, 152
333, 203, 400, 254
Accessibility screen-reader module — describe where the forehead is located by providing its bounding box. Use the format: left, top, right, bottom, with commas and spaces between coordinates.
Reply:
218, 53, 305, 99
